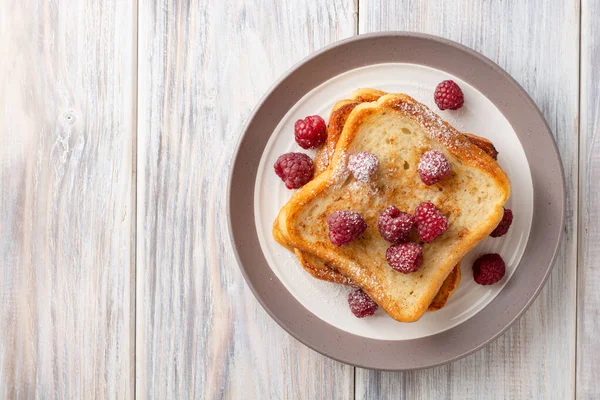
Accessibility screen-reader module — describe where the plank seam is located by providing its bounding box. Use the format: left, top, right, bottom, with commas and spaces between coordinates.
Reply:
132, 0, 140, 398
354, 0, 359, 35
575, 0, 583, 398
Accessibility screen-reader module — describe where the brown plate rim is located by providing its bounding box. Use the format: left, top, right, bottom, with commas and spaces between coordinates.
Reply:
227, 32, 565, 371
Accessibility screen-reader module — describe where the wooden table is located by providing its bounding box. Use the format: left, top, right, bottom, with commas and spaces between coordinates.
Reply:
0, 1, 597, 398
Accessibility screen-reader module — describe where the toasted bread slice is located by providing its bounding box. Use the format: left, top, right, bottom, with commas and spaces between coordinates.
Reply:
276, 93, 510, 322
276, 89, 462, 310
276, 89, 498, 311
277, 89, 464, 311
464, 133, 498, 160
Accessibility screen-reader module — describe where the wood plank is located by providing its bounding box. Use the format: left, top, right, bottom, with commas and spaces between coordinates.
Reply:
136, 0, 355, 398
0, 1, 135, 398
577, 1, 600, 398
356, 1, 579, 398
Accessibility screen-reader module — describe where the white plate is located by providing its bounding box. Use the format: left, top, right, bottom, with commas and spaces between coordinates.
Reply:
254, 63, 533, 340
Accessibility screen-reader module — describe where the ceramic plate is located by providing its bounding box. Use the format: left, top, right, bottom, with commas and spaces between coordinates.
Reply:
228, 33, 564, 370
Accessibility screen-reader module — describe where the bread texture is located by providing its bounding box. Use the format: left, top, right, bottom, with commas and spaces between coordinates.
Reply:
274, 93, 510, 322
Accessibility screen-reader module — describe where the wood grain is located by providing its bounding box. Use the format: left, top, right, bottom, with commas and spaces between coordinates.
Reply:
0, 1, 589, 397
577, 1, 599, 398
136, 0, 355, 398
0, 0, 135, 398
356, 1, 579, 399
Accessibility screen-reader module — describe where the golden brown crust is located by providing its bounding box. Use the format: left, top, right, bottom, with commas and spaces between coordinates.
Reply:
427, 262, 461, 311
277, 93, 510, 322
294, 249, 353, 285
464, 133, 498, 160
348, 88, 387, 102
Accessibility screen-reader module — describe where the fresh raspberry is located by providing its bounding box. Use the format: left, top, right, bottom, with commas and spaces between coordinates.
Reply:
326, 210, 367, 246
386, 242, 423, 273
414, 202, 448, 243
490, 208, 513, 238
434, 80, 464, 110
294, 115, 327, 149
472, 253, 506, 285
274, 152, 314, 189
348, 288, 378, 318
378, 206, 415, 243
348, 151, 379, 183
418, 150, 451, 185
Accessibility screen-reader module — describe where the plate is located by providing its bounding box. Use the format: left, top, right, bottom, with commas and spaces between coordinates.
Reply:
228, 33, 564, 369
254, 63, 533, 340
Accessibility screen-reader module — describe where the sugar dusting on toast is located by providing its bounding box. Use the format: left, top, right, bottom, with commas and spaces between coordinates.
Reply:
276, 93, 510, 322
348, 151, 379, 183
392, 98, 471, 151
284, 91, 502, 314
390, 98, 499, 170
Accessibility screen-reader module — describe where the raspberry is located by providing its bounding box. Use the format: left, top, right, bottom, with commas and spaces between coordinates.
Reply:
472, 253, 506, 285
274, 152, 314, 189
490, 208, 513, 238
348, 151, 379, 183
386, 242, 423, 273
378, 206, 415, 243
414, 202, 448, 243
418, 150, 451, 185
434, 80, 464, 110
294, 115, 327, 149
348, 288, 378, 318
326, 210, 367, 246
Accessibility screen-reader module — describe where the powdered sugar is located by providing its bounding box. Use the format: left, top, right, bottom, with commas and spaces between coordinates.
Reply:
327, 151, 350, 186
392, 98, 472, 154
417, 150, 451, 185
347, 151, 379, 183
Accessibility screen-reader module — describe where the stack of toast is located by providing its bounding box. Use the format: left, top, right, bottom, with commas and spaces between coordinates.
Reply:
273, 89, 510, 322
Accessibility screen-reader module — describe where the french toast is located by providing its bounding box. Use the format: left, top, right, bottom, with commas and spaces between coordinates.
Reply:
293, 96, 498, 284
275, 93, 510, 322
275, 89, 498, 311
276, 89, 463, 310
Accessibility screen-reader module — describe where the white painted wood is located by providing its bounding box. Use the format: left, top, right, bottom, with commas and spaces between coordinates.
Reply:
1, 1, 588, 397
136, 0, 355, 398
577, 1, 599, 398
356, 1, 579, 399
0, 0, 135, 399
